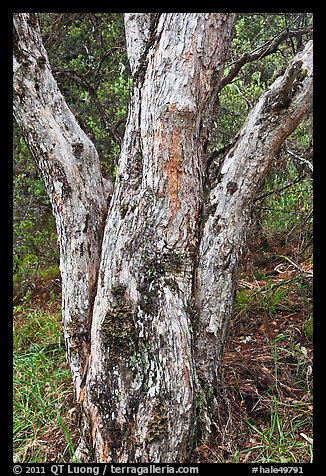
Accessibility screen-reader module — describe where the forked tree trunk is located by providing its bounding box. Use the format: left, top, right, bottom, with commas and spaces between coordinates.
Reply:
13, 13, 313, 463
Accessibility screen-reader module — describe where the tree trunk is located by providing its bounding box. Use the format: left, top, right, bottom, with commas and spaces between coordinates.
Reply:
13, 13, 110, 404
13, 13, 313, 463
82, 13, 237, 463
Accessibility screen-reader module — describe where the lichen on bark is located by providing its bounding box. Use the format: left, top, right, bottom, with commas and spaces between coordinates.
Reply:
100, 284, 136, 362
146, 398, 169, 443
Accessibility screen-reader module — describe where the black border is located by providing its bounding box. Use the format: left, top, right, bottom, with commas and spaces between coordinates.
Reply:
6, 6, 322, 474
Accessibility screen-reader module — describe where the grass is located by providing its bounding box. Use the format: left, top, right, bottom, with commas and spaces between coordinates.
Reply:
14, 271, 313, 464
13, 307, 76, 463
243, 398, 313, 463
240, 334, 313, 463
196, 240, 313, 465
235, 280, 292, 318
13, 305, 62, 350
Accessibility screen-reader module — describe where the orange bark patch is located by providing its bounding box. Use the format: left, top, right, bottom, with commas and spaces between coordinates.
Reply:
184, 49, 193, 62
77, 386, 85, 404
154, 121, 183, 220
89, 408, 110, 461
166, 127, 182, 220
168, 102, 177, 111
102, 441, 110, 463
90, 409, 99, 443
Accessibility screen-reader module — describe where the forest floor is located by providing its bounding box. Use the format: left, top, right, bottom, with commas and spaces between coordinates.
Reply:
192, 232, 313, 463
13, 232, 313, 464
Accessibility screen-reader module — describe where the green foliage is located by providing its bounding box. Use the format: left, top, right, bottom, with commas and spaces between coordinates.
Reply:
14, 13, 313, 297
14, 13, 131, 296
13, 308, 74, 463
39, 13, 130, 178
38, 265, 61, 281
213, 13, 312, 152
213, 14, 313, 258
262, 177, 312, 235
13, 124, 59, 300
13, 210, 58, 301
13, 13, 313, 463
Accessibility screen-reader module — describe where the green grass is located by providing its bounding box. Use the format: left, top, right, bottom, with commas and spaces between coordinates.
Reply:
13, 306, 63, 350
13, 307, 74, 463
238, 333, 312, 463
14, 200, 313, 463
235, 280, 292, 319
243, 401, 312, 463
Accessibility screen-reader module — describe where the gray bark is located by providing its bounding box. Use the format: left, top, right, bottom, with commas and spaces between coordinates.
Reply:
13, 12, 313, 463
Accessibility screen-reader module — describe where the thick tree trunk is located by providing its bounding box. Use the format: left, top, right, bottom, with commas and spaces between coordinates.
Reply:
13, 12, 313, 463
83, 13, 237, 462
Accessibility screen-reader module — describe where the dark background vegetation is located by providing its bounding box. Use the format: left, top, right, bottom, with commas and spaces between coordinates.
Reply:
13, 13, 313, 463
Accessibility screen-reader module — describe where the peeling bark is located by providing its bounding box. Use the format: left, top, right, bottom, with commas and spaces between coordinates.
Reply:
13, 13, 313, 463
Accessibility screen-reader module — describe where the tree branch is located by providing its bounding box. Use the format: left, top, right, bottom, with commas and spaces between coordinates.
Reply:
285, 147, 313, 175
93, 46, 123, 88
196, 40, 313, 388
124, 13, 161, 78
53, 67, 122, 144
206, 134, 239, 170
254, 173, 305, 202
219, 27, 313, 91
13, 13, 109, 401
